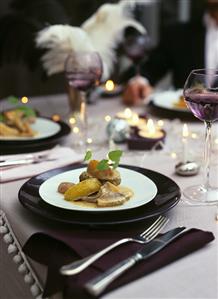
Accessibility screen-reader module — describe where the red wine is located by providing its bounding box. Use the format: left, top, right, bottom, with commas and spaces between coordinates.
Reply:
66, 71, 100, 92
184, 92, 218, 122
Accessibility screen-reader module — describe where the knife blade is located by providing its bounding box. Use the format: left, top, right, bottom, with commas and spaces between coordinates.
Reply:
85, 227, 187, 297
0, 156, 56, 168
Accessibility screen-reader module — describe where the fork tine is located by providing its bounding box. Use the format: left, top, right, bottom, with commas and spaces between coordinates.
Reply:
142, 216, 167, 238
145, 217, 169, 240
140, 216, 166, 237
139, 215, 163, 237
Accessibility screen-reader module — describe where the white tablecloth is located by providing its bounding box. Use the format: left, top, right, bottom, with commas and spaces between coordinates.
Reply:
0, 94, 218, 299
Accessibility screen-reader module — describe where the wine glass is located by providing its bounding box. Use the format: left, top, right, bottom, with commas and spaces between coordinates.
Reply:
123, 34, 151, 75
65, 51, 103, 150
183, 68, 218, 205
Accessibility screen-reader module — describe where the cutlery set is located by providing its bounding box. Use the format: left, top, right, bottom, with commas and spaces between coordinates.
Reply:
60, 215, 187, 296
0, 154, 57, 168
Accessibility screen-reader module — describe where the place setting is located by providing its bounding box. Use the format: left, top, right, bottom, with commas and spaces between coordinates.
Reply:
0, 96, 72, 155
14, 147, 214, 298
17, 147, 181, 225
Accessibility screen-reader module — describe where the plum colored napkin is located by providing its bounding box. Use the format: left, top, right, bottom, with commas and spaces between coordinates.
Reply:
23, 225, 214, 299
0, 146, 83, 183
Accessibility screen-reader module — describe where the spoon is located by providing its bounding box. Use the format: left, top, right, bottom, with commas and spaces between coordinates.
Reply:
175, 161, 200, 176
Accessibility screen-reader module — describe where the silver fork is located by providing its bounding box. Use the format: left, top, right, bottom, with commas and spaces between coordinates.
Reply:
60, 215, 169, 276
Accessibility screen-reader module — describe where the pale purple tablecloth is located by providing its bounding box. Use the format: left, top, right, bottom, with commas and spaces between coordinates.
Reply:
1, 94, 218, 299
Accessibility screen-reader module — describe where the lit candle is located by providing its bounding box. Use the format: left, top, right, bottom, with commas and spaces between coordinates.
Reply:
104, 80, 115, 92
126, 113, 139, 126
127, 118, 166, 150
138, 119, 164, 139
182, 123, 189, 163
116, 108, 133, 120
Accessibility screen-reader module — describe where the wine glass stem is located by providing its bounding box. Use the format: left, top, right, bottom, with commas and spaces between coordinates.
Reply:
80, 91, 87, 147
135, 63, 140, 76
203, 121, 212, 191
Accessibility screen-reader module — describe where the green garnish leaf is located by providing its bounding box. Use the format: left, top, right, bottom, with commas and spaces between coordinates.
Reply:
84, 149, 122, 170
7, 96, 19, 105
108, 150, 123, 169
112, 160, 119, 169
84, 150, 92, 161
108, 150, 123, 162
16, 106, 36, 117
97, 159, 110, 170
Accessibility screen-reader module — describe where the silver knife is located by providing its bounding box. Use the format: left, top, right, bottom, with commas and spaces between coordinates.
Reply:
85, 227, 187, 297
0, 156, 56, 168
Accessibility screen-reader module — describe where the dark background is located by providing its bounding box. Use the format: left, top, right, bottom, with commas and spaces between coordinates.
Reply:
0, 0, 206, 99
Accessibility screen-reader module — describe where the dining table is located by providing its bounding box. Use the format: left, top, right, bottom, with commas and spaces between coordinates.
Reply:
0, 92, 218, 299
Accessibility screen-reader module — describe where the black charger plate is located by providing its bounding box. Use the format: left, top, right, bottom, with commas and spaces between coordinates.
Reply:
0, 120, 71, 155
18, 164, 181, 228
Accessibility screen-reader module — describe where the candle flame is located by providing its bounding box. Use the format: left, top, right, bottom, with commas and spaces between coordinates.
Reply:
147, 119, 156, 135
105, 80, 115, 91
124, 108, 132, 119
131, 113, 139, 125
21, 96, 28, 104
183, 123, 189, 138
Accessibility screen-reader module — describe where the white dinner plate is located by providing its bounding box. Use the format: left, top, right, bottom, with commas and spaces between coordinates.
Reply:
152, 90, 190, 113
39, 167, 158, 212
0, 117, 61, 141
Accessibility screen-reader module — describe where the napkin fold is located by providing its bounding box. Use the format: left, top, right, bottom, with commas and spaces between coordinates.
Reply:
23, 225, 214, 299
0, 146, 83, 183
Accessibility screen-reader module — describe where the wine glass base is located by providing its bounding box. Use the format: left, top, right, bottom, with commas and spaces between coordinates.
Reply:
183, 185, 218, 206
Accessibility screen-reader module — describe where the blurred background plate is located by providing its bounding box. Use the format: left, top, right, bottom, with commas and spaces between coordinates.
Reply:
0, 119, 71, 155
151, 90, 190, 113
0, 117, 61, 141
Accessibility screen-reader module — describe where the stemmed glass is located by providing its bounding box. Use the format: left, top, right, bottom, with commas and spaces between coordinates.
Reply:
183, 69, 218, 205
65, 51, 103, 150
123, 34, 151, 76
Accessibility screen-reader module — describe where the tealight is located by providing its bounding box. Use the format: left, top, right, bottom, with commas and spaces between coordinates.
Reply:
138, 119, 164, 139
127, 119, 166, 150
116, 108, 133, 120
138, 129, 164, 139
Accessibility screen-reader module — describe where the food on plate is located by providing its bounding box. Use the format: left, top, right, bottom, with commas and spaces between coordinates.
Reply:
57, 182, 75, 194
57, 150, 134, 208
64, 178, 102, 201
173, 95, 187, 109
0, 106, 37, 137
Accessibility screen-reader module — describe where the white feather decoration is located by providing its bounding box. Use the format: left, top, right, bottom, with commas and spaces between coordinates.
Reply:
36, 1, 146, 79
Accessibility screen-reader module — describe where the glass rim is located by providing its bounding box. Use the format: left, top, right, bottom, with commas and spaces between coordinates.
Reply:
190, 68, 218, 76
